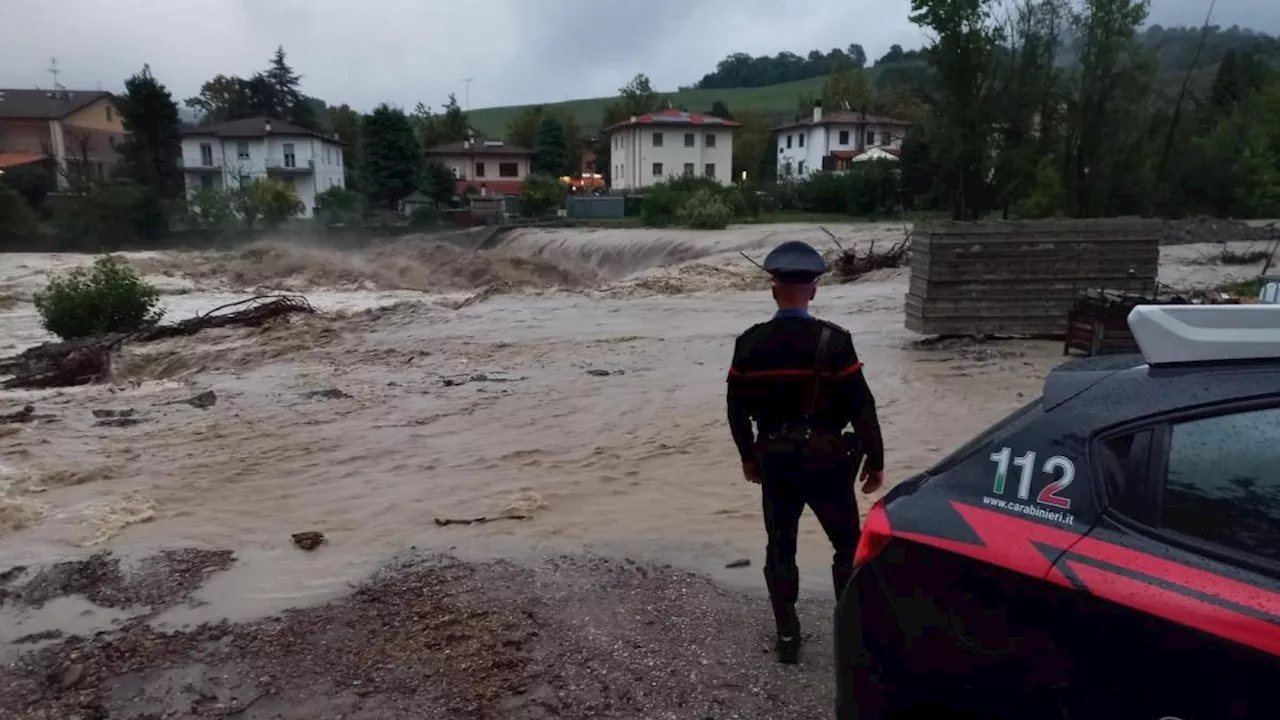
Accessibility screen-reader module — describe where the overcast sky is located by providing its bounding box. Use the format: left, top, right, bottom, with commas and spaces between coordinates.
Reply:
1, 0, 1274, 113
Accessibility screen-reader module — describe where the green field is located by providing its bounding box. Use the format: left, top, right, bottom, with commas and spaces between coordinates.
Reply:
465, 76, 830, 139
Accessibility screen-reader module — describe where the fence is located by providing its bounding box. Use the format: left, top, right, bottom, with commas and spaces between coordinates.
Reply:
567, 195, 625, 219
904, 219, 1163, 337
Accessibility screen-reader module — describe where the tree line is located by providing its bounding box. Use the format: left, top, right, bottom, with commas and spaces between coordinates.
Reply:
691, 45, 926, 90
900, 0, 1280, 221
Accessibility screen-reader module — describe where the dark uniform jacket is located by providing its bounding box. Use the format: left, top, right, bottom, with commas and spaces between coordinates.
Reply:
726, 315, 885, 472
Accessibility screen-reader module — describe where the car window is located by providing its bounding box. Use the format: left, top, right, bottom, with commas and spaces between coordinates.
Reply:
1099, 429, 1155, 524
1163, 407, 1280, 564
927, 397, 1043, 476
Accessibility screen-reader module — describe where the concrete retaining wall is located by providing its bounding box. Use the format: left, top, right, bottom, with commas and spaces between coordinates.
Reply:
905, 219, 1162, 337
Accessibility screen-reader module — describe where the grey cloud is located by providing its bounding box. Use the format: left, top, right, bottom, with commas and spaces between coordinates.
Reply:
0, 0, 1274, 114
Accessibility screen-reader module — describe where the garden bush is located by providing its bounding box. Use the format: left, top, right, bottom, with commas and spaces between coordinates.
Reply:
677, 189, 735, 230
34, 255, 163, 340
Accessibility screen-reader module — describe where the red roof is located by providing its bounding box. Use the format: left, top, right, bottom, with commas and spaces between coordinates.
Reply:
831, 147, 901, 160
602, 109, 739, 133
456, 179, 524, 196
0, 152, 46, 169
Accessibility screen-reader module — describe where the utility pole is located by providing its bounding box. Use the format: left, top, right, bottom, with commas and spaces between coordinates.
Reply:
460, 78, 474, 111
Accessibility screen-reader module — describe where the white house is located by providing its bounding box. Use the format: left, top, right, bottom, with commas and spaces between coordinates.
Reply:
774, 102, 912, 180
180, 117, 346, 218
602, 109, 738, 190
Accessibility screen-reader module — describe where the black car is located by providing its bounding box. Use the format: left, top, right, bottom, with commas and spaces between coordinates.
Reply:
836, 304, 1280, 720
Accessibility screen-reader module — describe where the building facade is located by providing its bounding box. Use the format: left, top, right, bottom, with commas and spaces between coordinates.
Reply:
179, 117, 346, 218
602, 109, 738, 190
774, 103, 912, 180
424, 139, 532, 196
0, 89, 125, 188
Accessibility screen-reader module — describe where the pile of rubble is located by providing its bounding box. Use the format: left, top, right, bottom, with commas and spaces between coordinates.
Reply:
1161, 216, 1277, 246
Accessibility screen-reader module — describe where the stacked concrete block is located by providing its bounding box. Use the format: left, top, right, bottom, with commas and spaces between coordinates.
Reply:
904, 219, 1163, 337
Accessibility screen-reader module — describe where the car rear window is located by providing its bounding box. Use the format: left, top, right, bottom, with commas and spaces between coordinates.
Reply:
925, 397, 1045, 476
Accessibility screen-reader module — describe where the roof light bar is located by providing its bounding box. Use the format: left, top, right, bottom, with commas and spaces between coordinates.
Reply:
1128, 304, 1280, 366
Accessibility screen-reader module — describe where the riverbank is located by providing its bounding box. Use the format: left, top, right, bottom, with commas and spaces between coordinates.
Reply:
0, 550, 836, 720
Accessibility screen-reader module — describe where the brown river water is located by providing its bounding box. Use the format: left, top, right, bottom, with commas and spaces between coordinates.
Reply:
0, 224, 1264, 646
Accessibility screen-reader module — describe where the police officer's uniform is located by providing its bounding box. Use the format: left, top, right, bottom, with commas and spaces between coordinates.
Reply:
726, 240, 885, 664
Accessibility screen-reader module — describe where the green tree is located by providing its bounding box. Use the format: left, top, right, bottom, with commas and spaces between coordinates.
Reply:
362, 104, 423, 209
709, 100, 733, 120
439, 94, 469, 144
848, 44, 868, 68
328, 104, 365, 194
185, 189, 236, 231
234, 179, 303, 230
420, 159, 456, 205
505, 105, 544, 149
909, 0, 1006, 219
314, 186, 364, 226
185, 74, 248, 124
520, 174, 568, 217
265, 46, 318, 130
0, 182, 39, 245
532, 115, 568, 176
115, 64, 184, 199
34, 256, 163, 340
820, 64, 872, 113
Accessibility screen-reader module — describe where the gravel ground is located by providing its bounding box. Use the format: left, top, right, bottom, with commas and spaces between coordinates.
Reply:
0, 553, 838, 719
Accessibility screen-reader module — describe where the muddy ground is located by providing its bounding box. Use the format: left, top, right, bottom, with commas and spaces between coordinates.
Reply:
0, 551, 836, 720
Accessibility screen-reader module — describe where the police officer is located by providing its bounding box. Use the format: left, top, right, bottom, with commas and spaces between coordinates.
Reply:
726, 240, 885, 664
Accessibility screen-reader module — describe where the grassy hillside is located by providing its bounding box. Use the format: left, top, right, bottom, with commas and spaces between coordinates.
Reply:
466, 75, 828, 139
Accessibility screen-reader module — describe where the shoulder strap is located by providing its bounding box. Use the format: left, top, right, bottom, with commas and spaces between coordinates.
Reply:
805, 326, 832, 419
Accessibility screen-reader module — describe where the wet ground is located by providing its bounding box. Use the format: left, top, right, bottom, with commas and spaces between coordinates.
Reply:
0, 223, 1271, 718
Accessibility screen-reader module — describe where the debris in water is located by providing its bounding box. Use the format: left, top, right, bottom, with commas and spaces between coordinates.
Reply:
441, 372, 527, 387
91, 408, 137, 419
820, 225, 911, 281
1, 405, 36, 424
173, 390, 218, 409
725, 558, 751, 569
0, 565, 25, 584
433, 514, 532, 527
94, 416, 148, 428
585, 368, 623, 377
301, 388, 352, 401
0, 295, 315, 390
292, 531, 326, 550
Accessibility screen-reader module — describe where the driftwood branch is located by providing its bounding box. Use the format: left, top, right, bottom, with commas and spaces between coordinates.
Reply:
433, 514, 532, 527
0, 295, 315, 390
824, 230, 912, 283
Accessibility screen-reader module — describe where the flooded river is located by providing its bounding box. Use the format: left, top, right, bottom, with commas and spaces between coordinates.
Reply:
0, 224, 1264, 643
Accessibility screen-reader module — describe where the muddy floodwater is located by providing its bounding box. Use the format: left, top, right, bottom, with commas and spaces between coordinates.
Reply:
0, 224, 1266, 650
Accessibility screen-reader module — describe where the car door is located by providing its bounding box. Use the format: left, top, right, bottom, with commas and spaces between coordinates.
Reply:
1062, 401, 1280, 719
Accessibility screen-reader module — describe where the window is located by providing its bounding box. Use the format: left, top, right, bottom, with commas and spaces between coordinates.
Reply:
866, 131, 876, 146
798, 134, 805, 147
683, 163, 695, 177
450, 166, 460, 178
704, 163, 715, 178
237, 141, 250, 160
475, 162, 486, 178
499, 162, 519, 178
652, 132, 664, 147
798, 161, 806, 175
1099, 430, 1156, 525
1162, 407, 1280, 563
705, 133, 716, 148
199, 143, 213, 166
200, 175, 214, 191
106, 105, 114, 122
652, 162, 664, 177
839, 130, 850, 145
283, 142, 296, 168
684, 133, 695, 148
786, 135, 793, 149
238, 173, 250, 188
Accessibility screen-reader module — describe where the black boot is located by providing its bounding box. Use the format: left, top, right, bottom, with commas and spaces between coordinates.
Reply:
764, 565, 802, 664
832, 564, 854, 601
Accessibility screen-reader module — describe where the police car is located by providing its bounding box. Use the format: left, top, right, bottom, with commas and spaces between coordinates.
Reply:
835, 304, 1280, 720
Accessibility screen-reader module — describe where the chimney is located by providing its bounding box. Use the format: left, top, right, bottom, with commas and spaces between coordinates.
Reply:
264, 120, 272, 133
813, 99, 823, 124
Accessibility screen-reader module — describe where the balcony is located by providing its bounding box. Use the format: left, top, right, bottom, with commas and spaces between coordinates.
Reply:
180, 157, 223, 173
265, 157, 314, 174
